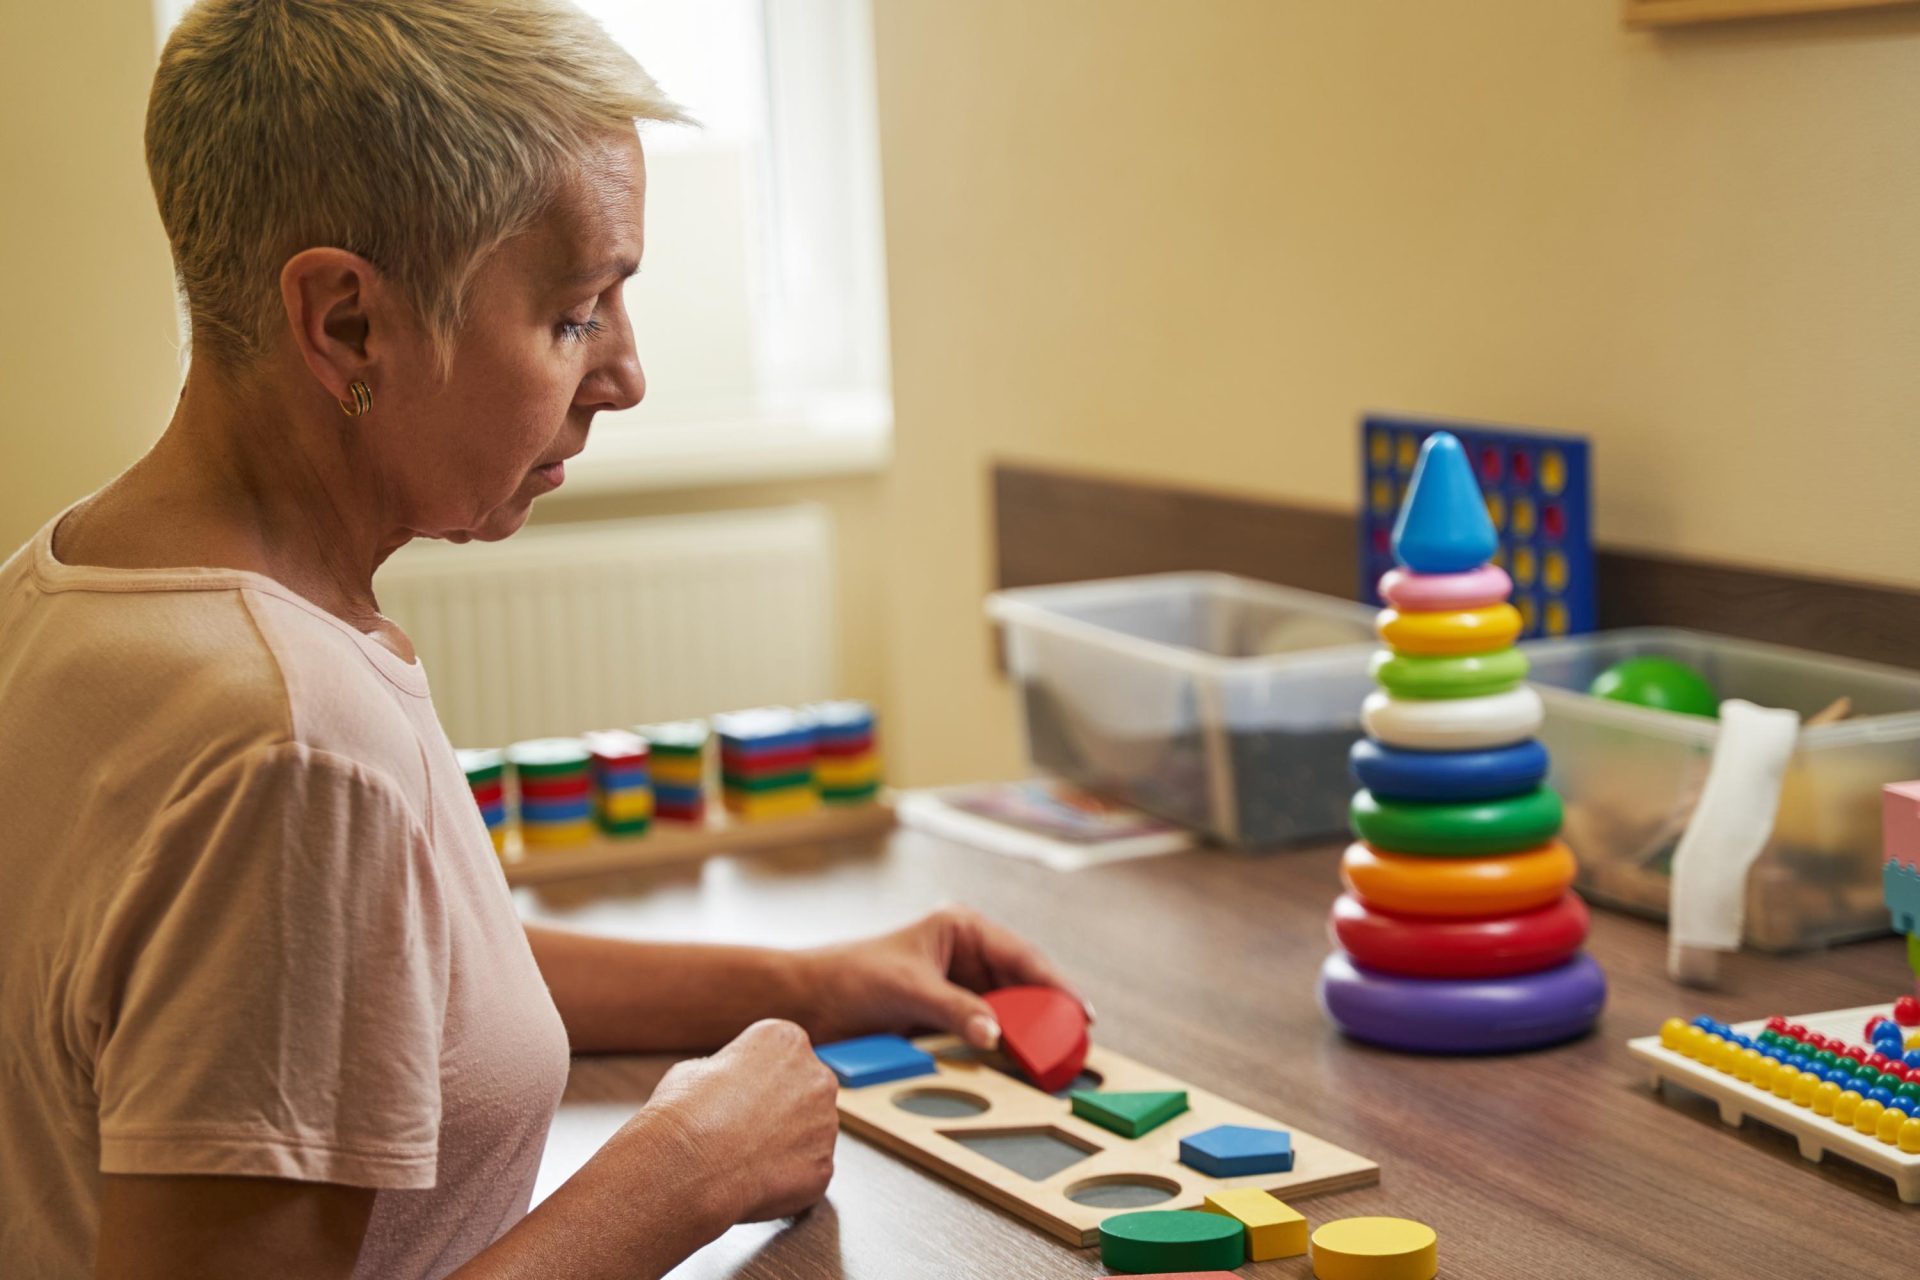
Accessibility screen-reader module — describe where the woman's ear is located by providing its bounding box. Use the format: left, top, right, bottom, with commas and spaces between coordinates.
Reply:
278, 248, 381, 406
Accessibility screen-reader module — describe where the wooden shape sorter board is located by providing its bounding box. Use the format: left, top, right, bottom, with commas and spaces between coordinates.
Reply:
835, 1036, 1380, 1246
1627, 1006, 1920, 1205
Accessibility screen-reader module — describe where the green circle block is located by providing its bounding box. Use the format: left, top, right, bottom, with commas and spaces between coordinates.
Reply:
1099, 1210, 1245, 1274
1350, 786, 1563, 856
1588, 655, 1718, 718
1371, 647, 1529, 700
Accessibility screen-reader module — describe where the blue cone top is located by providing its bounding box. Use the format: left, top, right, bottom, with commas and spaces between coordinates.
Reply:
1391, 431, 1499, 574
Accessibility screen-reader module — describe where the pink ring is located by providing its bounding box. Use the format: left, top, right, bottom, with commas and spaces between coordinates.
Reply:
1379, 564, 1513, 612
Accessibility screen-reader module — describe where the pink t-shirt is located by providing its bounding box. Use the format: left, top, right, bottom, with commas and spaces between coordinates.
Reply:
0, 510, 572, 1278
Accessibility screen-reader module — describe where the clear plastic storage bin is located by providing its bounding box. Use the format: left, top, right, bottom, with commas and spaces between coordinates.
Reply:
986, 573, 1379, 847
1523, 628, 1920, 951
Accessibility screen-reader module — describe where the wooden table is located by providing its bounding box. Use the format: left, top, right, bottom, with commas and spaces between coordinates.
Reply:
518, 829, 1912, 1279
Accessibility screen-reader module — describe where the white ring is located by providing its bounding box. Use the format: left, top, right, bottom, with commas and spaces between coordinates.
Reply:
1362, 685, 1543, 751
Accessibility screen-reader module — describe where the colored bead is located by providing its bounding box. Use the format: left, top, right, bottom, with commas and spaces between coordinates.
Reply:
1835, 1091, 1863, 1124
1843, 1045, 1869, 1063
1791, 1072, 1818, 1108
1765, 1016, 1788, 1033
1868, 1088, 1897, 1108
1881, 1108, 1910, 1144
1896, 996, 1920, 1027
1866, 1015, 1890, 1039
1680, 1026, 1710, 1060
1770, 1066, 1796, 1100
1855, 1099, 1886, 1136
1785, 1023, 1808, 1040
1902, 1117, 1920, 1154
1813, 1082, 1841, 1115
1660, 1018, 1687, 1050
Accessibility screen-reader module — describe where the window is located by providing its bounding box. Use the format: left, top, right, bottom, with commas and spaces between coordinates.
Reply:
151, 0, 893, 491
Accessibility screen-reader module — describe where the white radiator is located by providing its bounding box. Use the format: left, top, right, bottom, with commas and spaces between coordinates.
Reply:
375, 505, 835, 749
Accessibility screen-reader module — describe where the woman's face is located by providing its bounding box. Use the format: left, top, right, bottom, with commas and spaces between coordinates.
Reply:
374, 131, 648, 544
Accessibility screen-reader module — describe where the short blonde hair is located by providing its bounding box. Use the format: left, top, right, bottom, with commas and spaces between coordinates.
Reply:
146, 0, 688, 368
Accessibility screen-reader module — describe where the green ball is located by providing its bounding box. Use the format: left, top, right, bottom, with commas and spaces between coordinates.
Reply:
1588, 656, 1718, 718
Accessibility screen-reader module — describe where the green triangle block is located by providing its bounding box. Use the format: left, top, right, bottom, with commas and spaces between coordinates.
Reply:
1070, 1089, 1190, 1138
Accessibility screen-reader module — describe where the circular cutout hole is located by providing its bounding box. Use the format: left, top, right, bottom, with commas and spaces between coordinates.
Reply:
892, 1088, 990, 1119
1064, 1174, 1181, 1209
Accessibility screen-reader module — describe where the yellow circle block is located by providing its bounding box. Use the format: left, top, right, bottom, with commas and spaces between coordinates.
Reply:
1901, 1117, 1920, 1154
1659, 1018, 1686, 1050
1791, 1071, 1817, 1108
1879, 1107, 1909, 1145
1812, 1081, 1840, 1116
1834, 1091, 1862, 1125
1854, 1099, 1885, 1136
1310, 1217, 1437, 1280
1377, 604, 1522, 656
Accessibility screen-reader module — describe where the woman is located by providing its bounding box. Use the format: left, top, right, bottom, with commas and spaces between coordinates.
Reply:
0, 2, 1081, 1277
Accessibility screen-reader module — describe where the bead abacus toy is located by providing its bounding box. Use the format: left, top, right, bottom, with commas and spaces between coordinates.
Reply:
457, 747, 509, 853
1318, 431, 1607, 1053
583, 729, 652, 837
1629, 1002, 1920, 1203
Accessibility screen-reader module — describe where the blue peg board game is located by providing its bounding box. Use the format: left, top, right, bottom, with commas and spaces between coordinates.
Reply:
1359, 414, 1594, 639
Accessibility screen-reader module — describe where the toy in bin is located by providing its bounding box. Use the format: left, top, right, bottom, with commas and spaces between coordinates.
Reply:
1359, 414, 1592, 640
1320, 430, 1606, 1053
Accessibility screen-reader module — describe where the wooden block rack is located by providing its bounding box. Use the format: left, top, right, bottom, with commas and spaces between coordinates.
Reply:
499, 798, 896, 887
1628, 1005, 1920, 1204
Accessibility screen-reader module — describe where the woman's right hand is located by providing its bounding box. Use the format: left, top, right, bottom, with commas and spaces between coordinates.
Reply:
643, 1018, 840, 1223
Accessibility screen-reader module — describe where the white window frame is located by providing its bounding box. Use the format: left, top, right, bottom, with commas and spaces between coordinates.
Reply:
149, 0, 893, 494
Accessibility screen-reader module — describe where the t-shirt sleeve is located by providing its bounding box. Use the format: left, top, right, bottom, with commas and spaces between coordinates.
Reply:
88, 742, 450, 1189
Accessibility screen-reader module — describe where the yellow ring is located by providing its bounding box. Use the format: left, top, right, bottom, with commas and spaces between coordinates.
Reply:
1376, 603, 1522, 656
1340, 839, 1576, 918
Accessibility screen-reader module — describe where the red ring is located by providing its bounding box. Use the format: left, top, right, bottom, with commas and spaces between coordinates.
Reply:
1329, 891, 1591, 979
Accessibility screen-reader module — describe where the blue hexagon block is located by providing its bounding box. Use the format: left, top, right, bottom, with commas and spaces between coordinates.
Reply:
1177, 1123, 1294, 1177
816, 1034, 937, 1088
1391, 430, 1498, 574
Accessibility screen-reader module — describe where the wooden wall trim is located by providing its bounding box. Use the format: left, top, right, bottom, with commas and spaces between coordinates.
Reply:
993, 461, 1920, 671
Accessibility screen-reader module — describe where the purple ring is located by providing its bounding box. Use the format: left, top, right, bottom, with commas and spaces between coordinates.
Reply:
1317, 951, 1606, 1054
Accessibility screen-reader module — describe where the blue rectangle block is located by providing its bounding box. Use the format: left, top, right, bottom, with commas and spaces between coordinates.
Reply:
1359, 413, 1594, 640
1178, 1123, 1294, 1177
653, 781, 704, 806
816, 1034, 937, 1088
597, 764, 651, 790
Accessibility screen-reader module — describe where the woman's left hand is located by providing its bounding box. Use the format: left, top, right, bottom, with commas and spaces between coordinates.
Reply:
798, 905, 1088, 1051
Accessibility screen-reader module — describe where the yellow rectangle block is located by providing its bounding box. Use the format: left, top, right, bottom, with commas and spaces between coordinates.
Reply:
650, 759, 706, 787
521, 819, 596, 848
815, 754, 883, 788
723, 787, 820, 821
1202, 1187, 1306, 1261
596, 791, 656, 821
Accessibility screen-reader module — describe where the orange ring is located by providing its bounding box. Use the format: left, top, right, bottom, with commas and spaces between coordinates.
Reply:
1340, 839, 1576, 918
1376, 603, 1522, 656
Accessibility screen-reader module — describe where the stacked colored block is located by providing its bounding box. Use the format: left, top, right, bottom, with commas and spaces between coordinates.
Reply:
639, 720, 708, 822
805, 700, 883, 804
1360, 414, 1592, 640
1319, 431, 1606, 1054
507, 738, 595, 848
1659, 1013, 1920, 1153
1884, 783, 1920, 992
583, 728, 652, 837
715, 707, 820, 821
457, 747, 509, 854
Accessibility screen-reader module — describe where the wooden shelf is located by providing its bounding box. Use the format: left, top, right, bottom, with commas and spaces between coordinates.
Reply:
1623, 0, 1920, 27
500, 799, 896, 886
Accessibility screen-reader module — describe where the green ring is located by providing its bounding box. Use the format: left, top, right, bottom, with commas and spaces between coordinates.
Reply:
1370, 647, 1529, 700
1351, 786, 1563, 856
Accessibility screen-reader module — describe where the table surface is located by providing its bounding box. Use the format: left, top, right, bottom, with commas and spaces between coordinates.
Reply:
518, 829, 1913, 1280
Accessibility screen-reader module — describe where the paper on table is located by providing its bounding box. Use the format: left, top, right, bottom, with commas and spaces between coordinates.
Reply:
1667, 698, 1801, 984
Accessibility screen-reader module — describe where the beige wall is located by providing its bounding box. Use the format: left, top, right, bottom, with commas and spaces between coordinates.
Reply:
870, 0, 1920, 786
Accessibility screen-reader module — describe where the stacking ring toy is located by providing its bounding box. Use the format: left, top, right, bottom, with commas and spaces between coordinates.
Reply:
1349, 787, 1563, 856
1341, 839, 1576, 917
1329, 891, 1590, 978
1362, 686, 1542, 751
1379, 564, 1512, 613
1376, 604, 1522, 657
1370, 648, 1529, 700
1349, 738, 1549, 802
1317, 951, 1607, 1053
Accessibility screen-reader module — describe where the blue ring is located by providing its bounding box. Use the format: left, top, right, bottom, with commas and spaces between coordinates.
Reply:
1317, 951, 1607, 1054
1349, 738, 1550, 802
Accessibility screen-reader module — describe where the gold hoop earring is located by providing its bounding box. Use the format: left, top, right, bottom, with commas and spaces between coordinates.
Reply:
339, 380, 372, 417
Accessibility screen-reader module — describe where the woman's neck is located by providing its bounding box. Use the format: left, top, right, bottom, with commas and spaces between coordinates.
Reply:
55, 357, 413, 645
